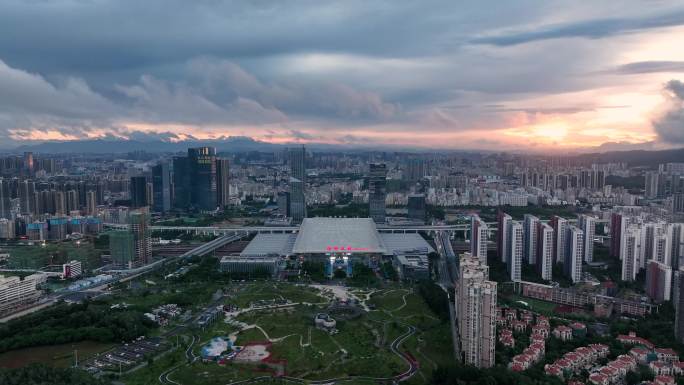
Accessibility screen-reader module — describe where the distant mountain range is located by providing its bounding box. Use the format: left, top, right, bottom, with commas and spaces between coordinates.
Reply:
1, 137, 683, 168
5, 136, 282, 154
570, 147, 684, 168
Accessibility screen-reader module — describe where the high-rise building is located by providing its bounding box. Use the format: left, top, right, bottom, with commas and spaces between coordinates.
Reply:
621, 226, 642, 281
172, 156, 190, 209
551, 215, 568, 264
368, 163, 387, 224
216, 158, 230, 209
674, 269, 684, 343
564, 226, 584, 283
109, 230, 135, 268
506, 221, 523, 282
457, 252, 496, 368
289, 147, 306, 223
645, 260, 672, 303
152, 162, 172, 213
66, 190, 79, 213
129, 176, 148, 208
407, 194, 426, 223
578, 215, 596, 263
0, 218, 15, 239
536, 222, 553, 281
187, 147, 217, 211
0, 179, 10, 219
669, 224, 683, 270
497, 212, 512, 263
23, 152, 33, 176
470, 214, 488, 264
610, 213, 626, 258
85, 190, 97, 216
523, 214, 539, 265
19, 180, 34, 215
405, 159, 425, 182
129, 210, 151, 266
54, 190, 66, 216
277, 191, 290, 217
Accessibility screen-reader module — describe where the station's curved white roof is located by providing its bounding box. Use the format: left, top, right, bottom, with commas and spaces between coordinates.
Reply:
292, 217, 387, 254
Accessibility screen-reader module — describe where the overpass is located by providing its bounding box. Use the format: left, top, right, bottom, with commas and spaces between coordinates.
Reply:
102, 233, 246, 275
103, 223, 480, 234
104, 222, 612, 243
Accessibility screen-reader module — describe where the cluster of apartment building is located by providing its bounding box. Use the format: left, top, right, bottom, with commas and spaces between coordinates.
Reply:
0, 273, 45, 317
587, 354, 638, 385
492, 211, 596, 284
521, 281, 657, 317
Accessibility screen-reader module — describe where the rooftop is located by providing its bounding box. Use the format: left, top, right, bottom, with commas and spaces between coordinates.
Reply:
292, 218, 387, 254
240, 233, 297, 257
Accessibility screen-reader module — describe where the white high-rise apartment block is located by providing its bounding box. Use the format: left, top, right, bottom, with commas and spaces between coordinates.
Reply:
621, 225, 642, 281
536, 222, 554, 281
507, 221, 523, 282
523, 214, 539, 265
498, 213, 512, 263
551, 216, 568, 264
578, 215, 596, 263
564, 226, 584, 283
506, 221, 524, 282
457, 252, 497, 368
470, 214, 489, 265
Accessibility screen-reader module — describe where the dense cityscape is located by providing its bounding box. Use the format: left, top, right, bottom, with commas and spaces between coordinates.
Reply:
3, 1, 684, 384
0, 145, 682, 385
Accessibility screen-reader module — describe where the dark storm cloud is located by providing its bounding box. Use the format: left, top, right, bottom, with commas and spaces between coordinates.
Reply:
653, 80, 684, 144
615, 61, 684, 74
0, 0, 683, 148
472, 10, 684, 46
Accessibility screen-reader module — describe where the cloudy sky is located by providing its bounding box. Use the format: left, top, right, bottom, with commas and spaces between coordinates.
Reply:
1, 0, 684, 152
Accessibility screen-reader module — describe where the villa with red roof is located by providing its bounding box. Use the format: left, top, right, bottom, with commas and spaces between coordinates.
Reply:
553, 325, 573, 341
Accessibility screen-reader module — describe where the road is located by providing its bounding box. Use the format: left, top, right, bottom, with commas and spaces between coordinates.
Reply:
0, 234, 246, 323
434, 231, 462, 364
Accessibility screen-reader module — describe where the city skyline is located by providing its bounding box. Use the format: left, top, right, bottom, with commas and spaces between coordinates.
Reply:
1, 1, 684, 152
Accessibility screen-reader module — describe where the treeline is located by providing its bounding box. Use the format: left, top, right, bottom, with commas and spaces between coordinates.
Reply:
432, 364, 563, 385
0, 302, 156, 353
0, 364, 106, 385
417, 280, 450, 322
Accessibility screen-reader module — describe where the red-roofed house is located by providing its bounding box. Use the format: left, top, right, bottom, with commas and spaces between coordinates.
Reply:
629, 346, 650, 364
589, 373, 609, 385
512, 320, 527, 333
553, 325, 573, 341
654, 375, 675, 385
617, 332, 655, 349
545, 364, 563, 379
672, 361, 684, 376
532, 324, 550, 339
650, 361, 672, 376
654, 348, 678, 363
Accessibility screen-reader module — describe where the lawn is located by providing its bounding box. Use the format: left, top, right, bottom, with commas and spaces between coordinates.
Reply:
0, 341, 114, 369
5, 242, 102, 270
122, 280, 449, 385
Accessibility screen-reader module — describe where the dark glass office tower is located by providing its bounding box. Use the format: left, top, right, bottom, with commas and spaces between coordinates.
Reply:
152, 162, 172, 213
172, 156, 189, 209
288, 146, 306, 223
187, 147, 217, 211
407, 193, 426, 223
0, 178, 10, 219
368, 163, 387, 224
129, 176, 148, 208
216, 158, 230, 209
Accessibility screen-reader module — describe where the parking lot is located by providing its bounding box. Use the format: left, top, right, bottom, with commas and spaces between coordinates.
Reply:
83, 337, 170, 373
